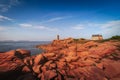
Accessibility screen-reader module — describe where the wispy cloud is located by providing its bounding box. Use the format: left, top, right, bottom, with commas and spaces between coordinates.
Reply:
40, 16, 71, 23
72, 24, 84, 30
33, 26, 47, 29
19, 23, 32, 28
85, 20, 120, 28
87, 23, 102, 27
47, 17, 65, 22
72, 20, 120, 30
19, 23, 58, 31
101, 20, 120, 28
33, 26, 58, 31
0, 15, 13, 21
83, 20, 120, 38
71, 20, 120, 38
0, 0, 20, 12
100, 20, 120, 37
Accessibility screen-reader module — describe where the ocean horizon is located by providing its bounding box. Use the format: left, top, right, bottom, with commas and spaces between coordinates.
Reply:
0, 41, 51, 55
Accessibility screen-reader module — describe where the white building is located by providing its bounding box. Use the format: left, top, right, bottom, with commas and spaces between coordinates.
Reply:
91, 34, 103, 40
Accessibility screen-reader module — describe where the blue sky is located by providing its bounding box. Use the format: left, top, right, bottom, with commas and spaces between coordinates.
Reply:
0, 0, 120, 41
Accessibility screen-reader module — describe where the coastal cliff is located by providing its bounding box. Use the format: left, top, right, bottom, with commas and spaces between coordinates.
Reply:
0, 38, 120, 80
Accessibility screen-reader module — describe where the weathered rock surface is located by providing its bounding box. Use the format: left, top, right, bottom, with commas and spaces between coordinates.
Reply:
0, 53, 24, 80
5, 49, 31, 59
0, 49, 32, 80
0, 39, 120, 80
35, 39, 120, 80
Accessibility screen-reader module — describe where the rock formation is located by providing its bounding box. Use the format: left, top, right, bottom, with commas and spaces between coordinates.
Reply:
0, 38, 120, 80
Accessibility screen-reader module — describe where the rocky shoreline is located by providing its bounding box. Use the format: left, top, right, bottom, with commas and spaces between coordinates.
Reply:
0, 38, 120, 80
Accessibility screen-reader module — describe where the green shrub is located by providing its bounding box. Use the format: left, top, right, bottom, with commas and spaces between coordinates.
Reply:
110, 35, 120, 40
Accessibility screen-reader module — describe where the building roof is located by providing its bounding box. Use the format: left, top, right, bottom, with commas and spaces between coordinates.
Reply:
92, 34, 102, 37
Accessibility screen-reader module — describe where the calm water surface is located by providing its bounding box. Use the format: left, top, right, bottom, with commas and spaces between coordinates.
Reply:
0, 41, 51, 55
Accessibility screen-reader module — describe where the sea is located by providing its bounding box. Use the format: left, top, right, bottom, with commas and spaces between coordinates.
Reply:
0, 41, 51, 55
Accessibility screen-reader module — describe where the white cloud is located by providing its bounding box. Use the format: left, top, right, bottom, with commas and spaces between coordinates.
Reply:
47, 17, 65, 22
19, 23, 58, 31
100, 20, 120, 37
101, 20, 120, 28
0, 0, 20, 12
87, 23, 102, 27
33, 26, 58, 31
72, 24, 84, 30
34, 26, 47, 29
70, 20, 120, 38
0, 15, 13, 21
85, 20, 120, 28
85, 20, 120, 38
71, 20, 120, 30
19, 23, 32, 27
40, 16, 70, 24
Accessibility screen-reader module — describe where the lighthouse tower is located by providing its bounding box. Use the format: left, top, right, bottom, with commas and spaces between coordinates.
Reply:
57, 35, 59, 40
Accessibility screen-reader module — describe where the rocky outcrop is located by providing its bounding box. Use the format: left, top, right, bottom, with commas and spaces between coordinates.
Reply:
0, 49, 31, 80
5, 49, 31, 59
0, 39, 120, 80
0, 52, 24, 80
35, 39, 120, 80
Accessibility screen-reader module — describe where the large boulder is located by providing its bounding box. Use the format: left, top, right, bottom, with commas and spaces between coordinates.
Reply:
78, 66, 106, 80
16, 49, 31, 57
89, 42, 117, 57
34, 54, 47, 65
0, 53, 24, 80
43, 53, 56, 60
77, 41, 98, 52
5, 49, 31, 59
43, 70, 57, 80
5, 50, 16, 56
32, 65, 41, 74
103, 60, 120, 79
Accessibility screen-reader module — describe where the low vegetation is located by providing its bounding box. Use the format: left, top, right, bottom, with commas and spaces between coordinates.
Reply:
96, 35, 120, 43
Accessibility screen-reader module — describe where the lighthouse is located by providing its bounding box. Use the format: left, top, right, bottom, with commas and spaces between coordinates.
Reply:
57, 35, 59, 40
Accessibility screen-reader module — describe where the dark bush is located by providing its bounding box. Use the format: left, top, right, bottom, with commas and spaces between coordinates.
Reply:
110, 35, 120, 40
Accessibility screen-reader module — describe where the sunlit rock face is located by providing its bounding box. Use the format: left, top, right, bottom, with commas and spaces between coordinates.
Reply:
5, 49, 31, 59
35, 39, 120, 80
0, 39, 120, 80
0, 52, 25, 80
